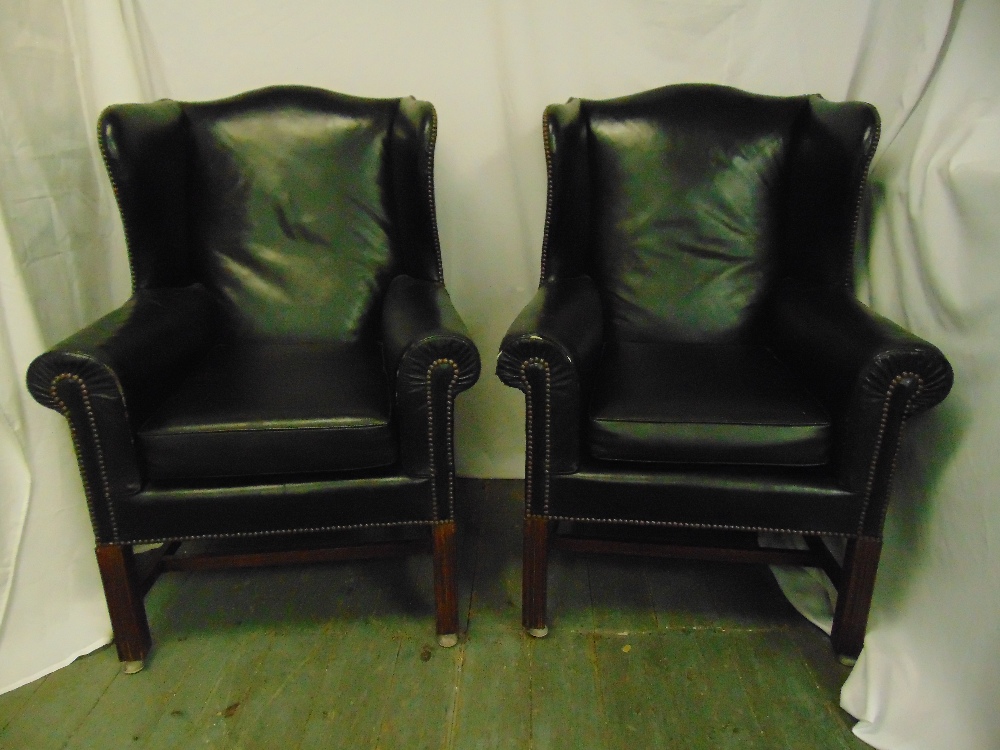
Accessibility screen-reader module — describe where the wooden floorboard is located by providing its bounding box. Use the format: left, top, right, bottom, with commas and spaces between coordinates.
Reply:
295, 627, 399, 749
452, 626, 531, 750
528, 633, 609, 750
0, 478, 869, 749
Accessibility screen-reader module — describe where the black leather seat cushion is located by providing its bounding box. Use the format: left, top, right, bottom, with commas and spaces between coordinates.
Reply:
139, 341, 396, 480
588, 342, 830, 466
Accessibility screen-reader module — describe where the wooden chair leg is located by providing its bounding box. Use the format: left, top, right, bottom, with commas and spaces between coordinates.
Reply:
95, 544, 151, 672
432, 522, 459, 647
831, 536, 882, 664
522, 515, 550, 637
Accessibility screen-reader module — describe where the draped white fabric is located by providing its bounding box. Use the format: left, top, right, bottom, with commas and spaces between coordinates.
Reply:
0, 0, 143, 694
0, 1, 997, 747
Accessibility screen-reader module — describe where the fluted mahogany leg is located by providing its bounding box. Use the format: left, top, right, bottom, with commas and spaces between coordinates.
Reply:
432, 521, 459, 647
831, 536, 882, 664
523, 515, 550, 637
95, 544, 151, 672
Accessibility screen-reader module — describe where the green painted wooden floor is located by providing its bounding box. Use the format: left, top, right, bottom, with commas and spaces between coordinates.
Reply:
0, 480, 867, 749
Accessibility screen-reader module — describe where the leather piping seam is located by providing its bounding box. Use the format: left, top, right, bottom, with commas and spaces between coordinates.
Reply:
534, 514, 854, 538
539, 109, 554, 284
145, 423, 391, 436
51, 373, 119, 541
844, 110, 881, 290
118, 519, 434, 547
427, 358, 459, 522
856, 371, 922, 535
425, 104, 445, 282
521, 358, 551, 517
97, 117, 137, 293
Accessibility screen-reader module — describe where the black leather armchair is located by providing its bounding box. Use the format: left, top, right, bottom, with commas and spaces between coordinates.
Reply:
27, 86, 480, 671
497, 84, 952, 661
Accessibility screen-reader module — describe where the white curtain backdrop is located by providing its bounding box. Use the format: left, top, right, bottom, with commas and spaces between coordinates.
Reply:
0, 1, 996, 747
0, 0, 150, 694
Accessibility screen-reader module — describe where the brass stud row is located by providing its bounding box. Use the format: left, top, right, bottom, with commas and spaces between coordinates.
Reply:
857, 371, 923, 535
425, 105, 445, 283
520, 358, 551, 517
50, 373, 118, 541
125, 519, 432, 547
545, 514, 853, 538
426, 358, 459, 522
539, 110, 555, 283
844, 114, 882, 289
97, 116, 137, 293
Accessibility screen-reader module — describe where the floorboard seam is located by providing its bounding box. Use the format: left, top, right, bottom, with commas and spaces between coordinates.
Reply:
526, 637, 536, 750
444, 641, 467, 750
57, 661, 119, 750
371, 638, 403, 750
587, 633, 612, 750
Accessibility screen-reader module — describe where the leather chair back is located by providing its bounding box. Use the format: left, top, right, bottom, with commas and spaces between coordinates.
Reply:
100, 87, 442, 343
541, 85, 879, 343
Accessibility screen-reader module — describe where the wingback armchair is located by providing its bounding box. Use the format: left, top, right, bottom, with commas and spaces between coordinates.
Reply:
27, 86, 480, 671
496, 84, 953, 661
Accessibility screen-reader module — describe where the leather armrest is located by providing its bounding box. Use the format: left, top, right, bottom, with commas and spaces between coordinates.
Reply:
25, 284, 216, 540
763, 278, 953, 507
496, 276, 604, 474
381, 275, 480, 477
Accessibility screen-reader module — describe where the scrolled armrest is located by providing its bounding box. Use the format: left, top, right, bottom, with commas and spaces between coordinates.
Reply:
382, 275, 480, 396
25, 285, 216, 540
381, 275, 481, 478
763, 279, 953, 510
496, 276, 604, 475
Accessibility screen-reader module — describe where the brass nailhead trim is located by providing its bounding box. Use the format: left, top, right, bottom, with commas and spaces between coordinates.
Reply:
539, 110, 554, 284
857, 371, 923, 534
521, 358, 552, 517
845, 112, 881, 289
97, 117, 137, 293
427, 358, 459, 522
541, 514, 854, 538
124, 519, 432, 547
425, 105, 445, 283
50, 373, 119, 540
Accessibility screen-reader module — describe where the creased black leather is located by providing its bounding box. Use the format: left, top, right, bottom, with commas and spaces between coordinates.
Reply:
382, 275, 481, 476
185, 89, 401, 343
497, 276, 604, 474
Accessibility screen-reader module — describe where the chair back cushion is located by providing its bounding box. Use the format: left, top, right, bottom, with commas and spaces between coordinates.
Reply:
586, 86, 805, 343
185, 89, 400, 342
